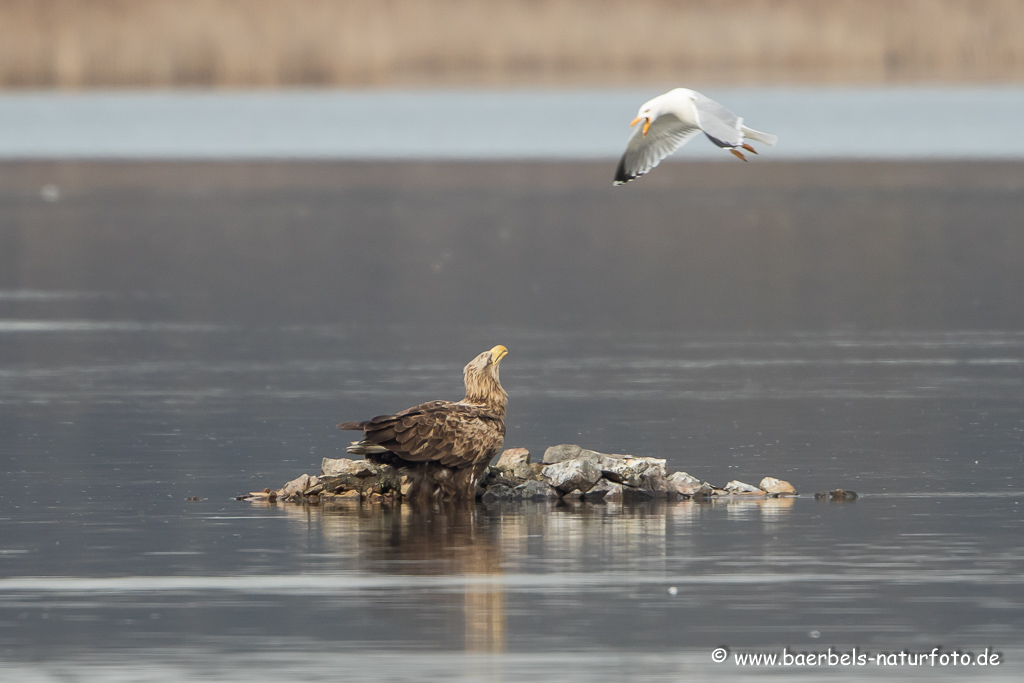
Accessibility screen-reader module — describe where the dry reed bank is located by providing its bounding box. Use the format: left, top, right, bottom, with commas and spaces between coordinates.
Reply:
2, 0, 1024, 88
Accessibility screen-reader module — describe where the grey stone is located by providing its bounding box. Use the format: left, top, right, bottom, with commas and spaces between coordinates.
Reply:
515, 480, 560, 501
600, 459, 643, 487
760, 477, 798, 496
542, 444, 592, 464
602, 457, 668, 495
638, 460, 671, 496
542, 444, 630, 465
541, 459, 603, 493
278, 474, 317, 500
479, 466, 518, 490
321, 457, 377, 478
621, 485, 655, 502
583, 478, 624, 502
667, 471, 704, 496
511, 461, 540, 481
495, 448, 531, 469
481, 485, 516, 504
318, 460, 401, 497
723, 480, 765, 495
691, 482, 714, 500
815, 489, 858, 502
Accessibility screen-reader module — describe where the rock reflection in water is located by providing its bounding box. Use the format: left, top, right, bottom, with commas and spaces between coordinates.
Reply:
268, 498, 796, 653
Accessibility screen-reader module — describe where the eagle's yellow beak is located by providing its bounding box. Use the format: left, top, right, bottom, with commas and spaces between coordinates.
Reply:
631, 116, 652, 137
489, 345, 508, 364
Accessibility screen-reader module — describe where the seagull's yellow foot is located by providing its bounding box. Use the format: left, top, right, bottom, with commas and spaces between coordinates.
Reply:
741, 143, 758, 154
730, 149, 748, 161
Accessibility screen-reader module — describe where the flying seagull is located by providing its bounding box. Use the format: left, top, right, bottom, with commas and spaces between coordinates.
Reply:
614, 88, 777, 185
338, 345, 508, 503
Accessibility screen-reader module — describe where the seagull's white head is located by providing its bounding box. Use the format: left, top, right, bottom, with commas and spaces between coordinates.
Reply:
630, 89, 695, 137
630, 100, 659, 137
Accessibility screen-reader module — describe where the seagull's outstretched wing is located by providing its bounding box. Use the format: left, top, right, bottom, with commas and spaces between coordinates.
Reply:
614, 113, 700, 185
693, 93, 744, 149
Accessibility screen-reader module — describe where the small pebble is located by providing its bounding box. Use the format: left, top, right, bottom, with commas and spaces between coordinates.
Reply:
668, 586, 678, 596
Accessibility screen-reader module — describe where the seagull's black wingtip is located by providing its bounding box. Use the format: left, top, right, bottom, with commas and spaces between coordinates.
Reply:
613, 156, 637, 186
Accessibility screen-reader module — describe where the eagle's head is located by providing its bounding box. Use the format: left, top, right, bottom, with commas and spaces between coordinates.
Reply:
463, 345, 508, 414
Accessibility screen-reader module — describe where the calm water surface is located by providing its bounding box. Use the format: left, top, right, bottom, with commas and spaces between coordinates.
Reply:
2, 87, 1024, 159
1, 160, 1023, 680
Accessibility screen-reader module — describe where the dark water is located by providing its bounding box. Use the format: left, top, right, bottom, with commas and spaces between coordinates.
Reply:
1, 161, 1023, 680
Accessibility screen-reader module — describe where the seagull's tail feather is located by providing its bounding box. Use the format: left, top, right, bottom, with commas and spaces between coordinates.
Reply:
741, 126, 777, 147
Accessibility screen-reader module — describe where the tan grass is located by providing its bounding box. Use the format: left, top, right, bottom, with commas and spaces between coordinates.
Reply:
1, 0, 1023, 88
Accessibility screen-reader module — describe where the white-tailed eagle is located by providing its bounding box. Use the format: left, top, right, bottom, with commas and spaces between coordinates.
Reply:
338, 345, 508, 502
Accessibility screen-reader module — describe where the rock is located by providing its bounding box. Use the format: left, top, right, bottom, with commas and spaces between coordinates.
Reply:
667, 472, 704, 496
545, 444, 635, 471
690, 482, 714, 500
723, 480, 765, 495
479, 467, 519, 490
486, 458, 539, 485
338, 489, 361, 499
541, 459, 603, 493
543, 444, 629, 465
621, 485, 655, 502
542, 444, 593, 464
601, 457, 668, 494
760, 477, 798, 496
242, 488, 277, 502
511, 461, 540, 481
481, 484, 516, 504
560, 488, 584, 501
321, 457, 377, 478
318, 460, 401, 497
637, 459, 671, 497
515, 480, 560, 501
583, 478, 624, 502
815, 489, 858, 501
600, 459, 643, 487
399, 474, 413, 497
495, 448, 531, 469
278, 474, 317, 500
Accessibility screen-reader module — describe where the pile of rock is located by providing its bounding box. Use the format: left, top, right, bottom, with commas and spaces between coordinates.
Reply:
478, 444, 799, 503
240, 443, 802, 505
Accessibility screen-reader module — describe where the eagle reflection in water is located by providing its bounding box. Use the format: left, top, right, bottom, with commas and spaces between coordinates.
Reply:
322, 504, 507, 653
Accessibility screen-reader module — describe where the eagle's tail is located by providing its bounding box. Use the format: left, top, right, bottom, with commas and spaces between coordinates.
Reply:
345, 440, 390, 456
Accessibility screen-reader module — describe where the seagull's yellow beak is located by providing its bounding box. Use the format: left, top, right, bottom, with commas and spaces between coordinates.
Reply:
631, 116, 652, 137
489, 345, 508, 364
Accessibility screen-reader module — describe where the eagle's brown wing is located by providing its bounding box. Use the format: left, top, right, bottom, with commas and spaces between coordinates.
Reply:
339, 401, 505, 469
